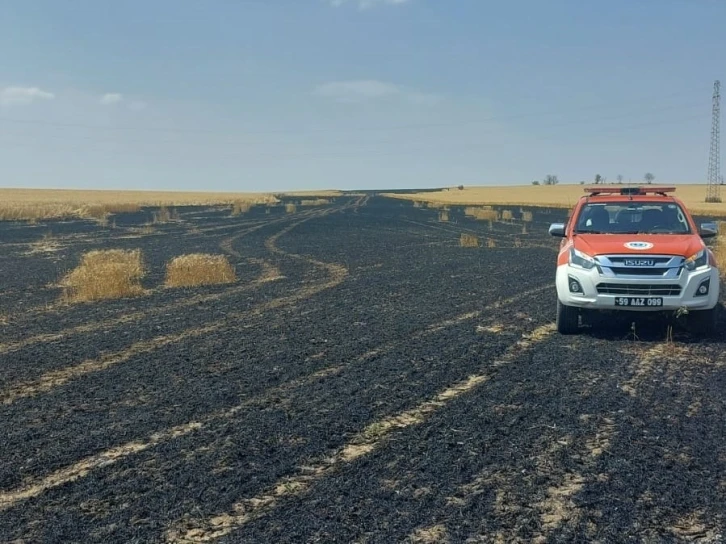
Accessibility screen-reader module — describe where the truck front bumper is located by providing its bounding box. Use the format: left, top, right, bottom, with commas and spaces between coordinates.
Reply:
555, 264, 720, 312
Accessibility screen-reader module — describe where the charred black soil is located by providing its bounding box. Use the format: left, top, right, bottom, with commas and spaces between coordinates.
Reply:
1, 197, 724, 543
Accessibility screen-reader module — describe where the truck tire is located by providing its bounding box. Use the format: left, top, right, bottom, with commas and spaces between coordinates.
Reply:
689, 305, 719, 336
556, 299, 579, 334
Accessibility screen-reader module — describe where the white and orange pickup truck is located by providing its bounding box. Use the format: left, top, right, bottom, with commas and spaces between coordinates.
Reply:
549, 186, 720, 334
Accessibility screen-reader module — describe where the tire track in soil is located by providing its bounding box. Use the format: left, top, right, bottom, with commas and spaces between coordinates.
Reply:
163, 323, 557, 543
448, 414, 619, 543
620, 342, 723, 397
0, 215, 280, 325
432, 330, 725, 543
0, 202, 355, 406
611, 339, 724, 541
0, 283, 552, 513
193, 218, 268, 235
0, 215, 293, 358
0, 261, 282, 359
217, 210, 315, 259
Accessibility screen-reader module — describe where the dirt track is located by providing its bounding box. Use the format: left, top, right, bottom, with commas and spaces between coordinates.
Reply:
1, 197, 725, 543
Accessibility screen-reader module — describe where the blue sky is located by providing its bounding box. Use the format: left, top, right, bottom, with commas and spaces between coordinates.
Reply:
0, 0, 723, 192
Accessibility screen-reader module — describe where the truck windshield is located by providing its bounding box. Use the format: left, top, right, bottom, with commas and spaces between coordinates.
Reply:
574, 202, 691, 234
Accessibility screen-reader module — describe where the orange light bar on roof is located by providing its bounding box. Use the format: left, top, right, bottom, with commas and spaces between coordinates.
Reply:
584, 186, 676, 196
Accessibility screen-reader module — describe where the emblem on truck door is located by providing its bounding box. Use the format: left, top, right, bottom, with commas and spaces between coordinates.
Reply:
624, 241, 654, 250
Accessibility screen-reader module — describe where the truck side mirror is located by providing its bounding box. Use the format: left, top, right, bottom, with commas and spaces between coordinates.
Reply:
549, 223, 566, 237
699, 222, 718, 239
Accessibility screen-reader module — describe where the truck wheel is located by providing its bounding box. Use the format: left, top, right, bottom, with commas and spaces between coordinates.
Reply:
689, 306, 719, 336
556, 299, 579, 334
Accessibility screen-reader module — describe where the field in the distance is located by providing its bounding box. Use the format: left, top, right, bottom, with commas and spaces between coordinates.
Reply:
0, 188, 343, 222
0, 196, 724, 542
0, 188, 343, 204
383, 183, 726, 217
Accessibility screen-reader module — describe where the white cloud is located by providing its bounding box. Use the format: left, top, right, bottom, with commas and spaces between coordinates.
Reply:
313, 79, 440, 105
100, 93, 123, 105
329, 0, 412, 9
0, 86, 55, 106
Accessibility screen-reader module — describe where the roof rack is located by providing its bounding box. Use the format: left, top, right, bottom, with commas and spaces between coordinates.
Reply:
584, 186, 676, 197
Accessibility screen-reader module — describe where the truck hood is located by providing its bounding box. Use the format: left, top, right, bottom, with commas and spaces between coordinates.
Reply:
573, 233, 704, 258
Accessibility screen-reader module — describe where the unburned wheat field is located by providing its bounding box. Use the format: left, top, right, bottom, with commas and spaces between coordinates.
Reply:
1, 195, 725, 543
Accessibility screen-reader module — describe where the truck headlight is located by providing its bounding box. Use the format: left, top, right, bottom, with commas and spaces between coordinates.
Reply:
685, 249, 708, 271
569, 248, 596, 270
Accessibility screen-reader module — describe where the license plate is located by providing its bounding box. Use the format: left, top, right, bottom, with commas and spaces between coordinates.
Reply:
614, 297, 663, 307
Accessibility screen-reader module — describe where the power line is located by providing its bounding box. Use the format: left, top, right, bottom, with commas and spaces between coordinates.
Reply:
0, 86, 711, 136
0, 103, 703, 159
0, 111, 710, 161
0, 100, 707, 148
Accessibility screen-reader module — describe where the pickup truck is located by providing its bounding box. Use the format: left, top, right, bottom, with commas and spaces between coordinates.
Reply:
549, 186, 720, 334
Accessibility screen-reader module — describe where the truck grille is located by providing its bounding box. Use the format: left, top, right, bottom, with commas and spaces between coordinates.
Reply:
596, 283, 682, 296
596, 255, 683, 279
610, 267, 678, 276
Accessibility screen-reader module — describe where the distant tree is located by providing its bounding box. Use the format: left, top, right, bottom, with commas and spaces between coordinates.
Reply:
543, 174, 559, 185
644, 172, 655, 185
579, 181, 585, 185
617, 174, 624, 184
532, 180, 540, 186
457, 185, 464, 190
594, 174, 602, 185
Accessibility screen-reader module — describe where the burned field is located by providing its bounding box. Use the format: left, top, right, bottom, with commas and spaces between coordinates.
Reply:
1, 196, 725, 543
